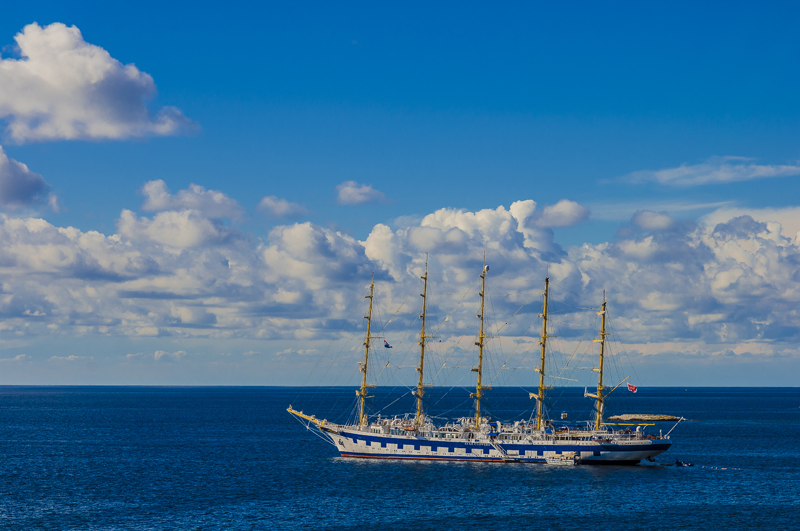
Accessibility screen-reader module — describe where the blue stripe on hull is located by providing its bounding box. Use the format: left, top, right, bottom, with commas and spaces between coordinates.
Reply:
339, 451, 645, 465
341, 452, 513, 462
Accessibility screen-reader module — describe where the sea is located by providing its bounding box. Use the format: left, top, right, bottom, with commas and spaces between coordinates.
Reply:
0, 386, 798, 530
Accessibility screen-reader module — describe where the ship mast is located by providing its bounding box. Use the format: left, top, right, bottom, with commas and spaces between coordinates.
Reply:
357, 273, 375, 426
471, 255, 488, 429
590, 295, 608, 430
535, 274, 550, 430
415, 255, 429, 427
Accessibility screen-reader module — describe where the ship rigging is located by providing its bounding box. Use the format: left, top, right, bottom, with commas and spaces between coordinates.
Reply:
288, 256, 676, 465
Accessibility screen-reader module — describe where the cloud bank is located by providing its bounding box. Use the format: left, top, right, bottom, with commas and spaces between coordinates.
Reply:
0, 184, 797, 373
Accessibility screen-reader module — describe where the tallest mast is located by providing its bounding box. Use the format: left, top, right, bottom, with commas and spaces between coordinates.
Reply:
357, 274, 375, 426
593, 296, 608, 430
472, 254, 488, 429
535, 274, 550, 430
415, 255, 429, 427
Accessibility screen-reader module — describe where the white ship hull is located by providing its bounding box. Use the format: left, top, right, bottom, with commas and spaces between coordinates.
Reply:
320, 424, 671, 465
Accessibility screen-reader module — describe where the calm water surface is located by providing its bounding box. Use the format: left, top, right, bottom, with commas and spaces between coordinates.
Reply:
0, 387, 798, 530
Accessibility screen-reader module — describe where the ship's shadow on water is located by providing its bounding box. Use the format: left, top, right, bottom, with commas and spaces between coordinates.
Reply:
0, 386, 798, 530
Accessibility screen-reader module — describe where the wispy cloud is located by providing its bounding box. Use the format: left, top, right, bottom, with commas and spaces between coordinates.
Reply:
0, 354, 30, 362
617, 157, 800, 187
588, 200, 734, 221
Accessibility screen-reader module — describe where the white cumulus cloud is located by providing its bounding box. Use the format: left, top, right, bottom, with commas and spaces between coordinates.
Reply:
631, 210, 675, 231
258, 195, 308, 219
141, 180, 242, 219
702, 206, 800, 243
117, 209, 237, 248
154, 350, 186, 362
336, 180, 386, 205
0, 146, 52, 209
536, 199, 590, 227
0, 22, 194, 142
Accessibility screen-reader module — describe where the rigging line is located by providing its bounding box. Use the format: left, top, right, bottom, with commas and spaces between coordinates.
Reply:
373, 279, 422, 382
488, 304, 537, 385
297, 283, 367, 389
486, 283, 503, 349
549, 282, 601, 307
428, 383, 469, 412
374, 314, 419, 381
306, 315, 367, 414
429, 335, 469, 384
548, 317, 594, 326
291, 415, 336, 446
327, 296, 373, 376
328, 328, 365, 390
374, 291, 385, 333
376, 277, 428, 382
378, 292, 413, 333
428, 313, 478, 385
323, 393, 358, 426
434, 397, 475, 419
553, 314, 598, 382
431, 277, 481, 336
548, 300, 598, 312
487, 287, 541, 338
485, 285, 506, 380
376, 391, 413, 414
607, 312, 642, 385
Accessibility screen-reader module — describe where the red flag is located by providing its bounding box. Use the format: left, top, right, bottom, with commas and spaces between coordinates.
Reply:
627, 382, 638, 393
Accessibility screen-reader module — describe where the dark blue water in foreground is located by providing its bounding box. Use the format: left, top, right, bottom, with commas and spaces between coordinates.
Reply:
1, 387, 798, 530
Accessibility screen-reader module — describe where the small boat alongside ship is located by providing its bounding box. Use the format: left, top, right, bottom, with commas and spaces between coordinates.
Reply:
288, 257, 677, 465
546, 452, 581, 466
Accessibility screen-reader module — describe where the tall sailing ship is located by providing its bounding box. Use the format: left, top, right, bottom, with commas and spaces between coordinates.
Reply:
288, 257, 675, 465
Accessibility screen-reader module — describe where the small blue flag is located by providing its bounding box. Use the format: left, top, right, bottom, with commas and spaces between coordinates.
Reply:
384, 340, 392, 349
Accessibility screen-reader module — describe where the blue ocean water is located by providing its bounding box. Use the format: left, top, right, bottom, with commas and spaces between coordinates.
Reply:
0, 386, 798, 530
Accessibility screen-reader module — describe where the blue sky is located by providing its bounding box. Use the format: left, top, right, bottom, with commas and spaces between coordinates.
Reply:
0, 2, 799, 386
